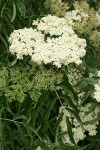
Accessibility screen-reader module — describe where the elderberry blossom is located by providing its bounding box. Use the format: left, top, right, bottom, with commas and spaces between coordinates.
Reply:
59, 103, 99, 144
9, 28, 44, 59
9, 15, 86, 68
65, 9, 89, 27
93, 80, 100, 102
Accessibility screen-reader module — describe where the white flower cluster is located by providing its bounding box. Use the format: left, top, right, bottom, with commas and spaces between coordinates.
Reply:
96, 12, 100, 24
93, 80, 100, 102
9, 15, 86, 68
59, 103, 99, 144
9, 28, 44, 59
65, 9, 89, 27
68, 66, 83, 86
78, 91, 86, 105
80, 103, 99, 136
89, 70, 100, 102
97, 71, 100, 77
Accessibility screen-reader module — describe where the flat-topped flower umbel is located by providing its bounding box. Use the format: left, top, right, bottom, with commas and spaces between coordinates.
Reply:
9, 15, 86, 68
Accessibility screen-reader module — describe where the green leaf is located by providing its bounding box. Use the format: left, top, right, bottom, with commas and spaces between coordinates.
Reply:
63, 95, 79, 113
85, 103, 97, 115
66, 117, 76, 145
11, 2, 16, 22
94, 140, 100, 150
80, 89, 94, 105
8, 58, 17, 67
28, 125, 42, 141
35, 91, 49, 109
41, 98, 56, 132
18, 1, 26, 16
62, 76, 78, 105
13, 115, 27, 121
31, 91, 49, 126
45, 135, 54, 150
54, 112, 63, 146
76, 77, 96, 90
57, 141, 81, 150
0, 2, 8, 18
0, 35, 8, 50
67, 108, 84, 130
84, 114, 100, 125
